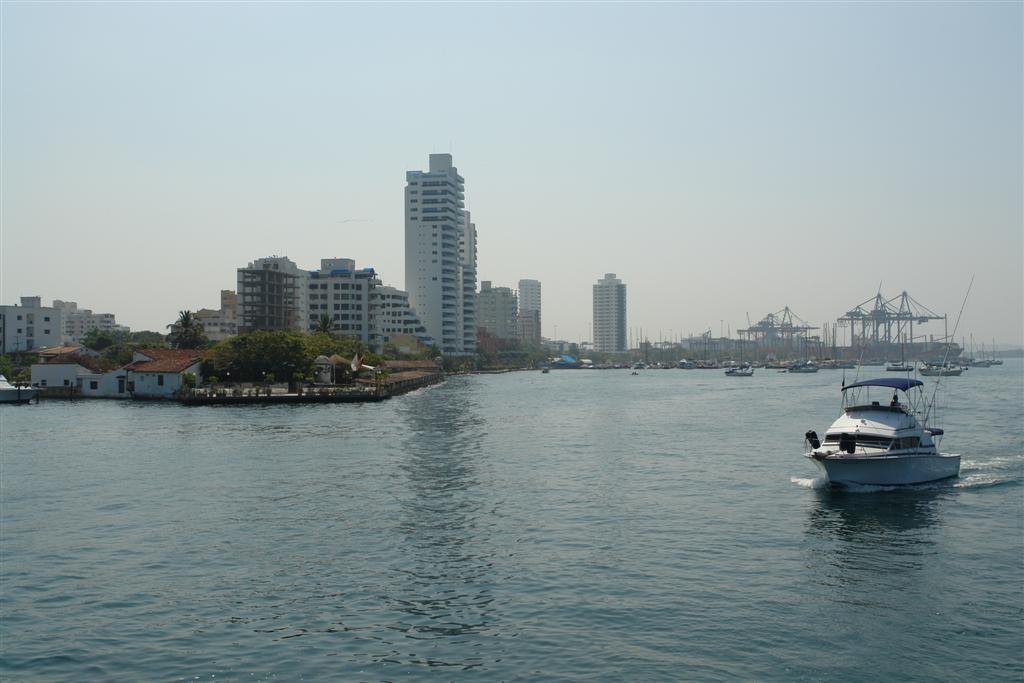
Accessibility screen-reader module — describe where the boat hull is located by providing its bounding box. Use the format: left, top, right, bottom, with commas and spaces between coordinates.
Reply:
807, 452, 960, 486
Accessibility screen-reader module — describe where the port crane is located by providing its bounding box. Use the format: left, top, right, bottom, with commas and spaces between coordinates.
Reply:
838, 290, 947, 347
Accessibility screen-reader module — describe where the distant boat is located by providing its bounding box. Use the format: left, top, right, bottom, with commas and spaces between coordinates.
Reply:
920, 364, 963, 377
886, 362, 914, 372
0, 375, 38, 404
725, 364, 754, 377
788, 361, 819, 374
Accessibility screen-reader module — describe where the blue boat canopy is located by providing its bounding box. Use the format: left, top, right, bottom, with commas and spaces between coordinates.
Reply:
842, 378, 924, 392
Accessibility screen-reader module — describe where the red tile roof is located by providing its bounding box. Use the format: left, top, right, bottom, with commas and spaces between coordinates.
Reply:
37, 345, 86, 358
125, 349, 204, 374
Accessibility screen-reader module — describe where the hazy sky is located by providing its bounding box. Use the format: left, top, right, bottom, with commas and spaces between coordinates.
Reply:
3, 2, 1022, 345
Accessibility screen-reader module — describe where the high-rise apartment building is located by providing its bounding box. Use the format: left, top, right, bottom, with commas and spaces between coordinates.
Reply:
405, 153, 476, 355
478, 281, 519, 340
517, 279, 542, 346
0, 297, 63, 352
237, 256, 307, 334
593, 273, 627, 353
306, 258, 378, 344
53, 300, 125, 343
369, 285, 433, 351
461, 212, 478, 353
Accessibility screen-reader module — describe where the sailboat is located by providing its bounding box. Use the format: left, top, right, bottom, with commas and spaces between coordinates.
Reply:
886, 331, 913, 372
990, 338, 1003, 365
725, 341, 754, 376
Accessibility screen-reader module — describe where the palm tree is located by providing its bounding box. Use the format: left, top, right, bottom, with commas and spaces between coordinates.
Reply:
167, 310, 207, 349
313, 314, 336, 335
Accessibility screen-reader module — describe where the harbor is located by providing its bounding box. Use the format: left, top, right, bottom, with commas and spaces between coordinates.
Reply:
2, 361, 1020, 681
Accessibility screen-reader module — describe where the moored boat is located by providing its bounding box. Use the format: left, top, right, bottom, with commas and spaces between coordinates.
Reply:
919, 363, 963, 377
725, 364, 754, 377
0, 375, 38, 404
788, 361, 819, 373
803, 377, 959, 486
886, 362, 914, 372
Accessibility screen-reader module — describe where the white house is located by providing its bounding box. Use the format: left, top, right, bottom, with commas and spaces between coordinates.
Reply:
31, 353, 101, 389
125, 349, 204, 399
32, 352, 132, 398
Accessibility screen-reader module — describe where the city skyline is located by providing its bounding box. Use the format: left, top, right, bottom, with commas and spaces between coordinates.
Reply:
3, 3, 1021, 345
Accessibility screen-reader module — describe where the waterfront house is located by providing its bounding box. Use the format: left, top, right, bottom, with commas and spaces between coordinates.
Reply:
125, 349, 203, 398
31, 352, 103, 389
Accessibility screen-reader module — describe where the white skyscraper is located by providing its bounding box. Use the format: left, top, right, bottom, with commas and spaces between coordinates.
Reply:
518, 279, 541, 316
517, 279, 542, 346
593, 273, 627, 353
405, 153, 476, 355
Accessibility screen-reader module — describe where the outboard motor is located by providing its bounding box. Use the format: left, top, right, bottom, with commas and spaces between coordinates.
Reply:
804, 430, 820, 449
839, 433, 856, 454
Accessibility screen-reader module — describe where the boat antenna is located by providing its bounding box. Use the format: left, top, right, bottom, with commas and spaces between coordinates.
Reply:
924, 274, 974, 424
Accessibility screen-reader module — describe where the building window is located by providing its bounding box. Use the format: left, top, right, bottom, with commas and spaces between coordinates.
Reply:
90, 381, 98, 390
44, 316, 50, 322
157, 375, 164, 386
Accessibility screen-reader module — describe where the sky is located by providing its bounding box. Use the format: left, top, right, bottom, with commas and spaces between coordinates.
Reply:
3, 2, 1022, 346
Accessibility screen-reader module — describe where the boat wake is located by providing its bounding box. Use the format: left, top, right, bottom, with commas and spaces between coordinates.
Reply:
790, 476, 829, 490
955, 454, 1024, 490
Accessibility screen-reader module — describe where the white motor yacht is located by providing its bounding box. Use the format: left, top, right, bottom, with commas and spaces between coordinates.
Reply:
0, 375, 38, 404
803, 378, 959, 486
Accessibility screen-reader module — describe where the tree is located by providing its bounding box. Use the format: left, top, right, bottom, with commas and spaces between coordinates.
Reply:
0, 355, 12, 379
81, 328, 130, 351
313, 314, 336, 334
130, 330, 167, 345
208, 330, 310, 382
166, 310, 207, 349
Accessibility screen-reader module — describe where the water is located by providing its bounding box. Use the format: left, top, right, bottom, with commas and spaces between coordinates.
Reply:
2, 361, 1022, 681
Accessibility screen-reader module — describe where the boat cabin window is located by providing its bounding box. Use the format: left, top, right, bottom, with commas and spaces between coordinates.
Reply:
824, 434, 893, 450
893, 437, 920, 450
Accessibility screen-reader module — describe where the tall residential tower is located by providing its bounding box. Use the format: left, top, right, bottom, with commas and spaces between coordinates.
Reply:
404, 153, 476, 355
517, 279, 542, 346
593, 273, 627, 353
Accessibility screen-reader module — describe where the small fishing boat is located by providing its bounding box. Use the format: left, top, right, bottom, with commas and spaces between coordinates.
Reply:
0, 375, 38, 404
803, 377, 959, 486
886, 362, 914, 372
725, 364, 754, 377
788, 361, 819, 373
919, 363, 963, 377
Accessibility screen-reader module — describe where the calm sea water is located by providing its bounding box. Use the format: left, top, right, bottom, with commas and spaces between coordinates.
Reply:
2, 361, 1022, 681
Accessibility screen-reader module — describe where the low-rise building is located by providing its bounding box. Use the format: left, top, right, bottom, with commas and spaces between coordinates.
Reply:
31, 352, 103, 389
31, 351, 131, 398
125, 349, 204, 399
